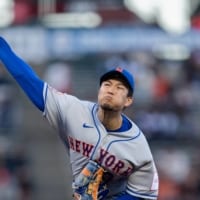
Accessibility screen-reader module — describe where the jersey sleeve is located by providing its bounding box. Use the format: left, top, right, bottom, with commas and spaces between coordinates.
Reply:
0, 37, 44, 111
125, 133, 159, 200
126, 162, 159, 200
43, 84, 79, 131
115, 129, 159, 200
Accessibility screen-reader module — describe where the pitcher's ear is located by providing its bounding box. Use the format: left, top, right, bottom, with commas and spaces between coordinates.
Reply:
125, 96, 133, 107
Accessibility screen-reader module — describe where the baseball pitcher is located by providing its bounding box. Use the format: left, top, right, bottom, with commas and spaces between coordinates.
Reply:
0, 37, 159, 200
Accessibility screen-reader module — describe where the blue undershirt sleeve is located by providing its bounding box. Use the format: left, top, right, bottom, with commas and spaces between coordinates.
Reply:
113, 192, 141, 200
0, 37, 45, 111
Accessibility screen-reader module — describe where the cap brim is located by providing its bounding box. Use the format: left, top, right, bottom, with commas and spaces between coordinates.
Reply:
100, 71, 132, 92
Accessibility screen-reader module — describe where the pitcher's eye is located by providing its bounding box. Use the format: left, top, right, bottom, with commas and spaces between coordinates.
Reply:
117, 84, 126, 90
103, 82, 111, 87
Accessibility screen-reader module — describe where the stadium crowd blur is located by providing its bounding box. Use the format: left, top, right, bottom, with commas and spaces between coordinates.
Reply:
0, 0, 200, 200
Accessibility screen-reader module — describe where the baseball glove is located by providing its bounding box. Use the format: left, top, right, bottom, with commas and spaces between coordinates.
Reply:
72, 160, 110, 200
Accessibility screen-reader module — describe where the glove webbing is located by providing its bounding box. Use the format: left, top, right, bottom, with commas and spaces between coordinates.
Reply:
87, 167, 104, 200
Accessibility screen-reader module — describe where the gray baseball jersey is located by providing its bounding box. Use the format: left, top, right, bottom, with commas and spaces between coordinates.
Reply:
43, 83, 159, 200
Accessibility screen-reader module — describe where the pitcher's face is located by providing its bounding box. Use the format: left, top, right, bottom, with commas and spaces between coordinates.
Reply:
98, 79, 133, 111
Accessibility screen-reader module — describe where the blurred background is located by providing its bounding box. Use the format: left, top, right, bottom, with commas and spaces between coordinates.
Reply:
0, 0, 200, 199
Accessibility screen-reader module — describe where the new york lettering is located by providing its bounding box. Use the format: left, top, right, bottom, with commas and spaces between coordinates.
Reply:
97, 148, 134, 176
67, 136, 134, 176
68, 136, 94, 157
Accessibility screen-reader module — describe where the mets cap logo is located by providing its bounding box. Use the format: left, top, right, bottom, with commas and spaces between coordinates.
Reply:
115, 67, 123, 73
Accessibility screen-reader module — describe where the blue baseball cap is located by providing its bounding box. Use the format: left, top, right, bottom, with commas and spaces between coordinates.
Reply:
100, 67, 135, 96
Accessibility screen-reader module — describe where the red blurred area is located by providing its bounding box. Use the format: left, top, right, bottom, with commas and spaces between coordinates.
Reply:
13, 0, 37, 24
191, 15, 200, 29
12, 0, 137, 26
